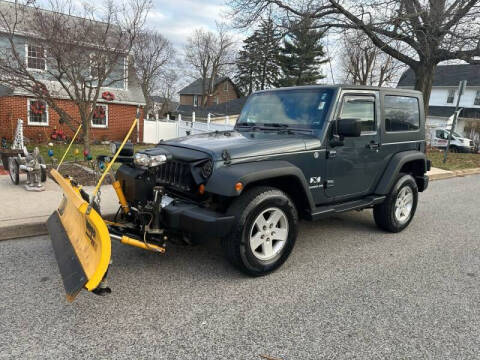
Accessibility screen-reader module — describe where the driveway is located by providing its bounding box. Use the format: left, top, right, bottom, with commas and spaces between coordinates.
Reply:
0, 175, 479, 359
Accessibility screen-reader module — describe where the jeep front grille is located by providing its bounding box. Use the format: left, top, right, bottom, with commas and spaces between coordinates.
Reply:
157, 160, 192, 191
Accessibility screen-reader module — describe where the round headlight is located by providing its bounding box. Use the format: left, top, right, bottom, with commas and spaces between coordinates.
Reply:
134, 153, 150, 167
201, 160, 213, 178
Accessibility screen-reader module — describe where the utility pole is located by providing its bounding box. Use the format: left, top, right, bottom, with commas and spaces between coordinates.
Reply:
443, 80, 467, 163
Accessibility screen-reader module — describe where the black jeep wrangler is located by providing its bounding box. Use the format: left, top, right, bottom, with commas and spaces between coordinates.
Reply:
116, 85, 430, 276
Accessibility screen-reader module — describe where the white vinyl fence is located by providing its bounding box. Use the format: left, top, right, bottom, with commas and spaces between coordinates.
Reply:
143, 112, 235, 144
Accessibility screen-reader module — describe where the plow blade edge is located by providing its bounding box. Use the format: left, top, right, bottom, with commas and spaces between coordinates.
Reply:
47, 169, 111, 302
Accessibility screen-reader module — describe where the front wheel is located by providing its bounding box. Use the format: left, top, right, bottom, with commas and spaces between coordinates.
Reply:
222, 186, 298, 276
373, 173, 418, 233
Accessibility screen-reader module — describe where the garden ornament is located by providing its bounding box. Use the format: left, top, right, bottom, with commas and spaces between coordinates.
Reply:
22, 147, 46, 191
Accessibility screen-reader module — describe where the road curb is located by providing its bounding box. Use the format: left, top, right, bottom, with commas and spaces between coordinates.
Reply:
0, 213, 117, 241
0, 221, 48, 241
429, 167, 480, 181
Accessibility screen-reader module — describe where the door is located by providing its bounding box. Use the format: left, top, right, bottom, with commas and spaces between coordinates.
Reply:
325, 92, 384, 201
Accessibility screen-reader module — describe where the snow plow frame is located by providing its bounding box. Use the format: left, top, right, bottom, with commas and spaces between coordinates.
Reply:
47, 113, 164, 302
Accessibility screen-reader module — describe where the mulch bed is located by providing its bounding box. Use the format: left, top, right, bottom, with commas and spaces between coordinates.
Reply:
0, 165, 8, 175
47, 162, 114, 186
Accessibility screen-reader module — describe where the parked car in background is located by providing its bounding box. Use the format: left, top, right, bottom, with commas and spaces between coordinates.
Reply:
428, 127, 475, 153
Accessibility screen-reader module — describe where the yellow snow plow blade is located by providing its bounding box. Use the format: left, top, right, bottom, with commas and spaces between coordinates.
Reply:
47, 169, 111, 302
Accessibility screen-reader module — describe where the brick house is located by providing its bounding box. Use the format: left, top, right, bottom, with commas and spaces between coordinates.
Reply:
177, 77, 241, 114
0, 1, 145, 143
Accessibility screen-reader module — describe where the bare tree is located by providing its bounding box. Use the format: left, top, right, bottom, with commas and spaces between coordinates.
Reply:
133, 30, 175, 116
228, 0, 480, 113
340, 30, 406, 87
0, 0, 150, 151
156, 68, 180, 117
184, 24, 236, 107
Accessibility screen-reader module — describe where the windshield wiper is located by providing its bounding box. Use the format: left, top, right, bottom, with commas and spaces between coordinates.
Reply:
262, 123, 314, 134
260, 123, 289, 128
235, 122, 261, 131
279, 127, 315, 134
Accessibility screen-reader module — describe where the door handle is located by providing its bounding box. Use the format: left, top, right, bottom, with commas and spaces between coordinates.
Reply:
367, 141, 380, 150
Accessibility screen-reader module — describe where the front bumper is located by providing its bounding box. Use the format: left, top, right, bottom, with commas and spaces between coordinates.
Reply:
162, 202, 235, 239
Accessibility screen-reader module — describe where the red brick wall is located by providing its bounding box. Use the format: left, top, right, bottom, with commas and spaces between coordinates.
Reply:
180, 80, 240, 108
206, 79, 240, 107
180, 94, 194, 105
0, 96, 144, 143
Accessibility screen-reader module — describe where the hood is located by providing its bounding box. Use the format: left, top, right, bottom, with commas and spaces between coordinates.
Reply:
159, 131, 321, 160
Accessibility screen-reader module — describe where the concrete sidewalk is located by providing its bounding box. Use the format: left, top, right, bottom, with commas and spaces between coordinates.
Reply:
0, 174, 120, 240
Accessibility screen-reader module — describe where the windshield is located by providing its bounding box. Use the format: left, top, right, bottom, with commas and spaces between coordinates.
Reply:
236, 88, 334, 129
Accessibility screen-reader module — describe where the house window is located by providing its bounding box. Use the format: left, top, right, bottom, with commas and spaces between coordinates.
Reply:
215, 96, 219, 104
193, 95, 198, 107
224, 81, 229, 92
474, 90, 480, 106
27, 99, 48, 126
447, 89, 455, 104
26, 44, 46, 71
92, 104, 108, 128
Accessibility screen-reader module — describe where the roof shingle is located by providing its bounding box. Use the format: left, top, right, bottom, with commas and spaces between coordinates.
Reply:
398, 64, 480, 87
178, 77, 229, 95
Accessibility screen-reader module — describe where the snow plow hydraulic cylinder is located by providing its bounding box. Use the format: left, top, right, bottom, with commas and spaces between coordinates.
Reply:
111, 179, 129, 215
110, 234, 165, 253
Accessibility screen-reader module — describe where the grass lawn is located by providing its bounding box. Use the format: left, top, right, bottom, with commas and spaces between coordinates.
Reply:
427, 149, 480, 171
34, 143, 153, 164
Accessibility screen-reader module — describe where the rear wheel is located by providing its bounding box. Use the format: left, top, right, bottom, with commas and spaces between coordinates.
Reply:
222, 186, 298, 276
8, 157, 19, 185
373, 173, 418, 233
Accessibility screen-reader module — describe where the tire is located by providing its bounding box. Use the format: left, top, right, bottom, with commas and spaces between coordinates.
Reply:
222, 186, 298, 276
8, 157, 19, 185
373, 173, 418, 233
39, 155, 47, 182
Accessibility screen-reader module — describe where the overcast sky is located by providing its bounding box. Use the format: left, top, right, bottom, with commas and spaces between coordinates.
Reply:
146, 0, 338, 83
146, 0, 233, 48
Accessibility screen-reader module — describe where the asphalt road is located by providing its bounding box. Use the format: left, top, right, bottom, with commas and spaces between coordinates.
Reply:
1, 175, 479, 360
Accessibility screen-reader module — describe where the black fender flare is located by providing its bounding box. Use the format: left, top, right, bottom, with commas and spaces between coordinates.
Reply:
204, 160, 315, 210
375, 151, 427, 195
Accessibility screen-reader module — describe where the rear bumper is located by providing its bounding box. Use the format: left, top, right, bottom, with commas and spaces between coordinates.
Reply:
416, 175, 429, 192
162, 202, 235, 239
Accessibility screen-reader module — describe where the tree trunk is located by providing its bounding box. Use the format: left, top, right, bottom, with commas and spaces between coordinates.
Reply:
82, 119, 90, 154
413, 64, 436, 118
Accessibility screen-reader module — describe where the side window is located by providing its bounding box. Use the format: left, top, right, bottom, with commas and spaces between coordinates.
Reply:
436, 130, 447, 139
384, 95, 420, 132
339, 95, 376, 133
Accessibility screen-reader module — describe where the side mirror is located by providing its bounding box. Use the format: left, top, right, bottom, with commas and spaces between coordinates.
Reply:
337, 118, 361, 137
